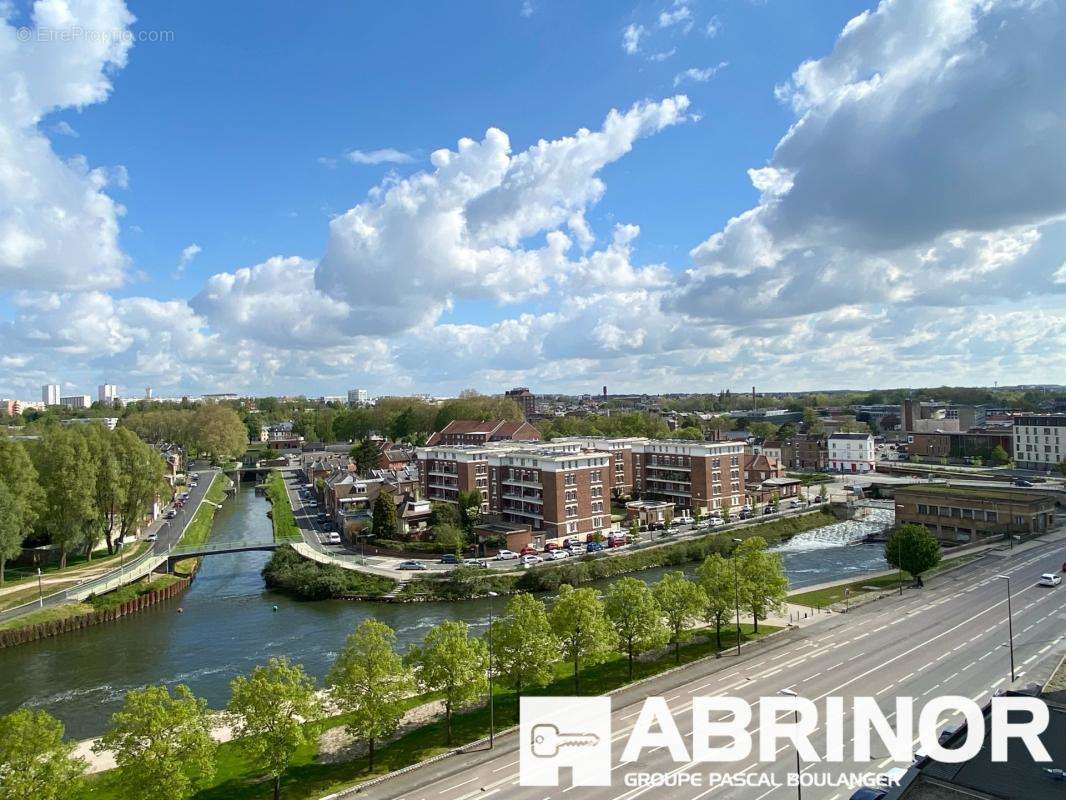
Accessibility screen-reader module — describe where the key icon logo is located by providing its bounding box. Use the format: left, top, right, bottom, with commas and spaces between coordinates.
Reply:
520, 697, 612, 787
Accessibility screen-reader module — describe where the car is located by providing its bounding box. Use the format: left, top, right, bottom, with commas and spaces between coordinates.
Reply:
326, 533, 341, 545
468, 559, 489, 568
566, 545, 586, 556
848, 789, 886, 800
495, 549, 519, 560
316, 513, 327, 523
763, 506, 773, 515
439, 553, 461, 564
544, 541, 560, 551
1014, 478, 1034, 487
789, 500, 801, 508
586, 541, 605, 553
396, 560, 427, 571
164, 510, 177, 519
548, 549, 569, 560
520, 546, 539, 556
1039, 573, 1062, 587
522, 554, 543, 565
145, 533, 158, 542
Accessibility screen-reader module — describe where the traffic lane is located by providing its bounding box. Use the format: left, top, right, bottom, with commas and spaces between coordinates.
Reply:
428, 544, 1066, 800
370, 538, 1066, 800
619, 574, 1066, 800
149, 468, 216, 555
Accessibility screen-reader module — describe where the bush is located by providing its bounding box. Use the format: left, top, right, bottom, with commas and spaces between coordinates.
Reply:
261, 546, 396, 599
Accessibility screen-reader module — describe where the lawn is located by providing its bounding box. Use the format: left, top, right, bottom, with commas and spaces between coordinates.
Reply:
789, 552, 983, 609
172, 473, 230, 574
85, 623, 775, 800
1, 541, 149, 593
264, 471, 302, 543
0, 602, 96, 632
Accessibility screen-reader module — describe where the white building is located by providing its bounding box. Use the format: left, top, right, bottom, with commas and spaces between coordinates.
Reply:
60, 394, 92, 409
828, 433, 875, 474
42, 384, 60, 406
63, 417, 119, 430
348, 388, 369, 404
98, 383, 119, 404
1013, 414, 1066, 472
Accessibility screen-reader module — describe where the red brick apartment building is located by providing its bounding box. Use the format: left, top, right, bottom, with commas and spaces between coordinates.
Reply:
426, 418, 541, 446
417, 445, 494, 513
632, 440, 747, 515
553, 436, 643, 499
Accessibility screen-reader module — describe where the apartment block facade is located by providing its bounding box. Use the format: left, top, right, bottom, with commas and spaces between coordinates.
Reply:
418, 445, 493, 513
1013, 414, 1066, 471
631, 439, 746, 514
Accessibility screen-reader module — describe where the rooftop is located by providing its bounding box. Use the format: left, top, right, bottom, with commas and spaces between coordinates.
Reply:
895, 484, 1055, 504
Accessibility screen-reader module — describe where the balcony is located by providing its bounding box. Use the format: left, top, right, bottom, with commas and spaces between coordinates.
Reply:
502, 492, 542, 504
645, 461, 691, 472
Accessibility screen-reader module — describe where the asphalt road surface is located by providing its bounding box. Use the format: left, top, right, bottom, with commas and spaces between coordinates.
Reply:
358, 534, 1066, 800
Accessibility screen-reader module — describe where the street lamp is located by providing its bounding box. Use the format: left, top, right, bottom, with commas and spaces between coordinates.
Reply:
995, 575, 1016, 682
732, 538, 743, 656
896, 532, 904, 596
487, 590, 499, 748
843, 587, 850, 614
779, 687, 802, 800
37, 568, 43, 607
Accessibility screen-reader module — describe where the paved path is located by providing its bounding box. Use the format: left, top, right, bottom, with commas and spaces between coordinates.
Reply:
347, 533, 1066, 800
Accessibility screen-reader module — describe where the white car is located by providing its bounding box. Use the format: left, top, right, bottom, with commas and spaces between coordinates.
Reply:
1039, 573, 1062, 587
566, 545, 586, 556
548, 549, 569, 560
522, 554, 543, 565
495, 549, 519, 560
326, 533, 341, 545
145, 533, 158, 542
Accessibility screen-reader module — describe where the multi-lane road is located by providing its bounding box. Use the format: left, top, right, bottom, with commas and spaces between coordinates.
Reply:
357, 533, 1066, 800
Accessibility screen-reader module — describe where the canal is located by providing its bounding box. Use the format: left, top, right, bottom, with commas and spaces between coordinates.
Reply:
0, 487, 890, 740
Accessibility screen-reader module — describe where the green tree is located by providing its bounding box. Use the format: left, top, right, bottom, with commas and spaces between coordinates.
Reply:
652, 572, 707, 663
549, 585, 616, 692
81, 426, 126, 555
429, 501, 460, 529
0, 440, 42, 584
604, 577, 668, 679
327, 620, 412, 771
349, 439, 380, 475
818, 484, 828, 502
1058, 458, 1066, 478
696, 553, 735, 649
32, 429, 97, 567
0, 709, 86, 800
990, 445, 1011, 466
433, 523, 466, 554
884, 524, 942, 583
114, 428, 168, 546
457, 489, 482, 534
371, 491, 398, 538
408, 621, 488, 745
735, 537, 788, 633
720, 499, 732, 523
192, 404, 248, 463
802, 407, 825, 435
95, 685, 216, 800
227, 657, 321, 800
489, 594, 560, 698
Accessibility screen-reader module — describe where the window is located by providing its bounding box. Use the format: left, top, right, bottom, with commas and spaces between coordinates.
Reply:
591, 470, 602, 483
917, 504, 928, 515
592, 501, 603, 513
565, 473, 577, 486
565, 489, 577, 502
566, 504, 578, 518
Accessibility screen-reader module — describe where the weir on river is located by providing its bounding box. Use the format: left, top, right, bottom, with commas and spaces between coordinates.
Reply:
0, 485, 893, 739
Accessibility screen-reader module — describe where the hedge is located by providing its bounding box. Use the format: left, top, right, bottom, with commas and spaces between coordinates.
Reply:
262, 545, 396, 599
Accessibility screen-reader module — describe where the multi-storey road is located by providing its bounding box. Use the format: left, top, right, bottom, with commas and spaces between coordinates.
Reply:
357, 533, 1066, 800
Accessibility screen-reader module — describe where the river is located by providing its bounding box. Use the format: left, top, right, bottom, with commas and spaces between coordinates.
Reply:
0, 487, 890, 739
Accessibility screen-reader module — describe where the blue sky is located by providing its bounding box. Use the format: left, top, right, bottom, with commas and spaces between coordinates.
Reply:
1, 0, 1064, 399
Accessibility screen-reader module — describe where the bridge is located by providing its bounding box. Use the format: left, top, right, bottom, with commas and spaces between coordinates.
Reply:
164, 540, 286, 562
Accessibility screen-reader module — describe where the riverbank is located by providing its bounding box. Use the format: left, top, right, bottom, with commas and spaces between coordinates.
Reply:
263, 471, 302, 543
83, 621, 775, 799
0, 473, 230, 646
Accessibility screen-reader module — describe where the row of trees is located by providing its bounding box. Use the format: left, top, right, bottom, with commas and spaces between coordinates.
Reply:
0, 540, 789, 799
0, 426, 169, 579
121, 405, 248, 463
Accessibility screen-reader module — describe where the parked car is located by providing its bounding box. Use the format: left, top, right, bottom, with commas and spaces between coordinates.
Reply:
789, 500, 801, 508
164, 509, 177, 519
586, 541, 605, 553
326, 532, 341, 545
848, 789, 886, 800
522, 554, 543, 565
544, 541, 560, 552
468, 559, 489, 568
439, 553, 460, 565
566, 544, 586, 556
145, 533, 158, 542
495, 549, 519, 560
520, 545, 539, 556
1039, 573, 1062, 587
763, 506, 773, 515
548, 549, 569, 560
1014, 478, 1034, 487
396, 560, 427, 571
317, 512, 327, 523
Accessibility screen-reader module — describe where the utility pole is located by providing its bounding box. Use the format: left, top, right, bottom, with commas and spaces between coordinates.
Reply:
996, 575, 1016, 682
732, 538, 743, 656
780, 688, 802, 800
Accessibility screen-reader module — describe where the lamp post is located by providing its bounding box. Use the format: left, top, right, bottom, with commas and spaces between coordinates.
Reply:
844, 587, 850, 614
37, 568, 43, 607
780, 688, 802, 799
487, 590, 499, 748
896, 532, 904, 596
995, 575, 1016, 682
732, 538, 743, 656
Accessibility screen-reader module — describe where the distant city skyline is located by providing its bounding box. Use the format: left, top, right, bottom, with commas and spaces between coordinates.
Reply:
1, 0, 1064, 399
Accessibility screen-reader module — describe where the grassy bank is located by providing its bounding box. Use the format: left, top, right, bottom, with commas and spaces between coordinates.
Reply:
263, 471, 302, 543
400, 510, 839, 601
262, 546, 396, 599
0, 541, 150, 600
85, 622, 776, 800
789, 552, 984, 608
172, 473, 230, 574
